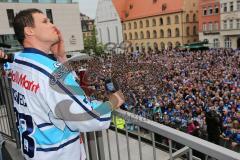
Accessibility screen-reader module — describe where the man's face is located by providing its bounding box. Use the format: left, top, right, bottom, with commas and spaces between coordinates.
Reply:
31, 13, 59, 45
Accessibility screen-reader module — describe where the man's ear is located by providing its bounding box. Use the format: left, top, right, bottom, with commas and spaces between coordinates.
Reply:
24, 27, 34, 37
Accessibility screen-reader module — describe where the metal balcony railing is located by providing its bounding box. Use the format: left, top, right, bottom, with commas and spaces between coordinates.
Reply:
83, 109, 240, 160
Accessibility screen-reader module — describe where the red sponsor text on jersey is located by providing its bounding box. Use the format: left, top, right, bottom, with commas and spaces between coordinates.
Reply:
11, 71, 40, 93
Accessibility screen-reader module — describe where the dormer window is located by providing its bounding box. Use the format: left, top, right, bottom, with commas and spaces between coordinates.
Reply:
162, 3, 167, 11
129, 4, 133, 9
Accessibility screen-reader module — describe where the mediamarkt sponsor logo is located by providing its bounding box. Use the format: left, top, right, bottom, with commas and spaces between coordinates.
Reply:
11, 71, 40, 93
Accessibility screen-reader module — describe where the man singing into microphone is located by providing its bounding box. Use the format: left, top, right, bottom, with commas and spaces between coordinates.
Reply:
1, 8, 124, 160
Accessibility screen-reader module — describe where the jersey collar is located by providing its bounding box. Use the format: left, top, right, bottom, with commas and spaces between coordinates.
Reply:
22, 48, 57, 61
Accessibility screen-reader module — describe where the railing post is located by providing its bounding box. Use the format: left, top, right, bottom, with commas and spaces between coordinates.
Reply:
96, 131, 106, 160
169, 139, 173, 160
87, 132, 98, 160
87, 131, 106, 160
189, 148, 193, 160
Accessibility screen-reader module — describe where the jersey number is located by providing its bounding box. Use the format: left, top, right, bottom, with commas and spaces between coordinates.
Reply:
15, 110, 35, 158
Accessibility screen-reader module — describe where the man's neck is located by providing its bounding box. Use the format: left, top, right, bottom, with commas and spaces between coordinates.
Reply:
24, 42, 51, 54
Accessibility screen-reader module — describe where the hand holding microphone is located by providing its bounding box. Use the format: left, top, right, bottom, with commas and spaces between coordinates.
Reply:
108, 90, 125, 110
104, 78, 125, 110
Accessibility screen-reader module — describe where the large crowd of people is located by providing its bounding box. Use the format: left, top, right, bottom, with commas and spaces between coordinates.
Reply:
122, 48, 240, 151
74, 48, 240, 152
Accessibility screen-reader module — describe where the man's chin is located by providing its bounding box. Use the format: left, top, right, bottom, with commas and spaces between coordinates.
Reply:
52, 38, 60, 45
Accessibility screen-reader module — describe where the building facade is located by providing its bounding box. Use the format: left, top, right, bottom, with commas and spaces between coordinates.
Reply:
80, 13, 94, 40
0, 1, 84, 53
198, 0, 220, 48
95, 0, 123, 46
220, 0, 240, 49
113, 0, 199, 51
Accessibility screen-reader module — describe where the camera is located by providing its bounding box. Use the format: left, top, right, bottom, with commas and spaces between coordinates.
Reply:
104, 78, 119, 93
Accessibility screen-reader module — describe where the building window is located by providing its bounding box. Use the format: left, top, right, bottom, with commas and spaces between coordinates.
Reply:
152, 19, 156, 26
124, 33, 127, 40
140, 21, 143, 28
175, 15, 179, 24
208, 7, 213, 15
160, 42, 165, 49
203, 8, 207, 15
123, 24, 126, 30
167, 28, 171, 37
186, 14, 189, 22
160, 29, 164, 38
6, 9, 14, 27
208, 22, 213, 31
134, 22, 137, 29
128, 23, 131, 29
159, 18, 163, 25
230, 2, 234, 12
175, 28, 180, 37
153, 30, 157, 38
215, 5, 219, 14
167, 42, 173, 49
193, 26, 197, 35
46, 9, 53, 24
175, 41, 181, 47
134, 32, 138, 39
224, 37, 232, 48
146, 30, 150, 38
229, 19, 233, 29
214, 22, 218, 31
167, 16, 171, 25
237, 1, 240, 10
129, 32, 132, 40
213, 39, 219, 48
140, 31, 144, 39
135, 43, 139, 51
186, 27, 190, 36
223, 20, 227, 29
223, 3, 227, 12
237, 19, 240, 29
203, 23, 207, 31
162, 3, 167, 11
146, 20, 149, 27
141, 43, 145, 51
193, 14, 196, 22
153, 42, 158, 50
129, 4, 133, 9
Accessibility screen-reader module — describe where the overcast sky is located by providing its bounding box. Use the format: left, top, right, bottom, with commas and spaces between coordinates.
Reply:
77, 0, 99, 19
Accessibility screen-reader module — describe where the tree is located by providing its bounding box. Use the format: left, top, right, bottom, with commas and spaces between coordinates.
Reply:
83, 26, 106, 56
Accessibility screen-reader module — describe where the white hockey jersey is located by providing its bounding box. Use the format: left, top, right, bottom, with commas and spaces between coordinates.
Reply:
11, 48, 112, 160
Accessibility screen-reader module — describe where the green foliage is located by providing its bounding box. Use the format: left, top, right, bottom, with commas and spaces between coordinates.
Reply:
83, 26, 106, 56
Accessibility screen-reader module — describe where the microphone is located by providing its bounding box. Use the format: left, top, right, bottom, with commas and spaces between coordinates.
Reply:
0, 43, 11, 48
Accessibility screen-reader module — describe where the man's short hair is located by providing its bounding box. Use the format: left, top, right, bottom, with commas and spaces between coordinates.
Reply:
13, 8, 43, 45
